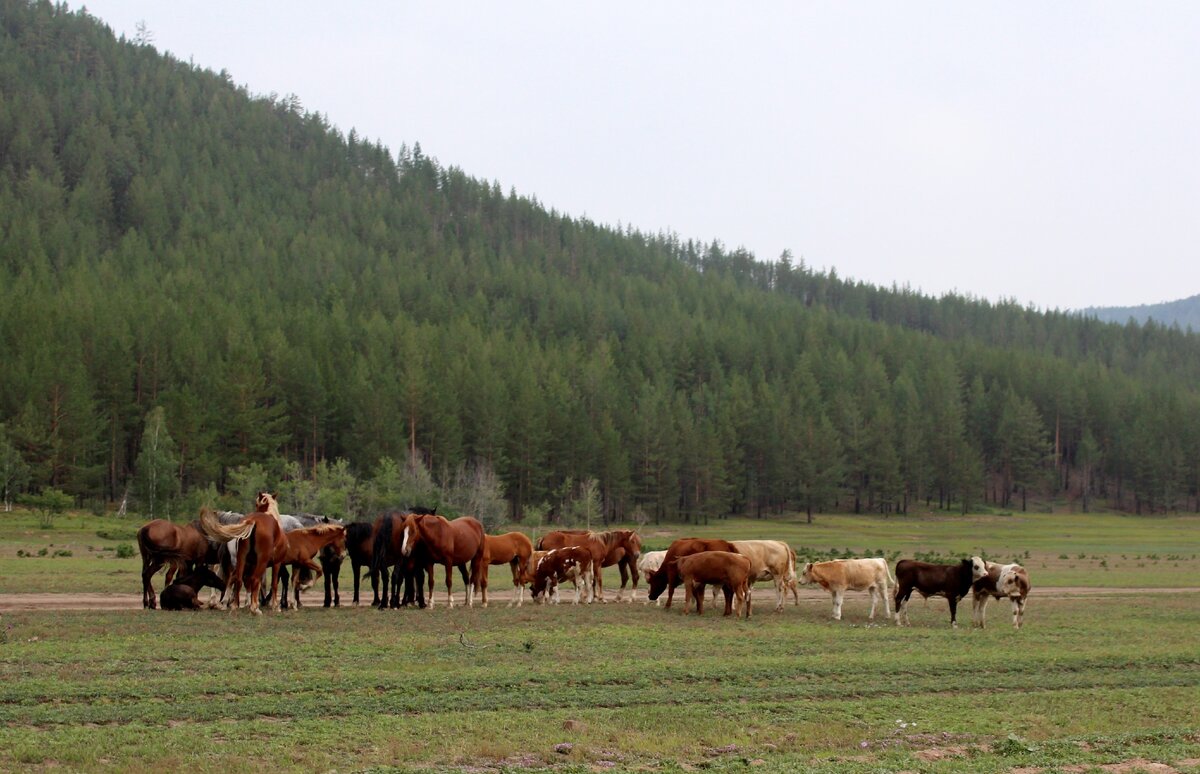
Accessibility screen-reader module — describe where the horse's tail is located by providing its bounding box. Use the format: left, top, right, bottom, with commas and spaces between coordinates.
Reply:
136, 524, 153, 562
198, 507, 255, 541
371, 515, 394, 575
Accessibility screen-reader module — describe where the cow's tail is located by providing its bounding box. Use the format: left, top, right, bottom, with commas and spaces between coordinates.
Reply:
885, 560, 897, 589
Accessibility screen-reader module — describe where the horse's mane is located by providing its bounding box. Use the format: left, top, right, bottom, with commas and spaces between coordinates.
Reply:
294, 523, 344, 538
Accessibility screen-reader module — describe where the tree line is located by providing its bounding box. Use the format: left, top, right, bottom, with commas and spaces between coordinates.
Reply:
1, 0, 1199, 524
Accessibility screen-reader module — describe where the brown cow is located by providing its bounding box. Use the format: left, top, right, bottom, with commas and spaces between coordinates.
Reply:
971, 557, 1031, 629
894, 557, 987, 628
677, 551, 753, 618
645, 538, 739, 609
536, 530, 642, 602
527, 546, 595, 604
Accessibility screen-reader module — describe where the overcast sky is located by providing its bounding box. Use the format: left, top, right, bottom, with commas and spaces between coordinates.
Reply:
72, 2, 1200, 311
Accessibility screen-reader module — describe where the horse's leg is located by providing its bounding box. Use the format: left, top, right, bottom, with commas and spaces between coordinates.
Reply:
444, 563, 455, 609
425, 562, 436, 609
593, 558, 605, 603
509, 559, 521, 608
142, 557, 163, 609
458, 562, 472, 608
616, 562, 629, 603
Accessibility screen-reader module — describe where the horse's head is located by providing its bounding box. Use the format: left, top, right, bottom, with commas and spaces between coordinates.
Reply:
399, 512, 423, 557
255, 492, 280, 517
327, 524, 348, 556
625, 531, 642, 558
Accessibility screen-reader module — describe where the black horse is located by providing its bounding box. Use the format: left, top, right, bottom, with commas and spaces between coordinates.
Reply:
160, 565, 226, 610
370, 508, 447, 610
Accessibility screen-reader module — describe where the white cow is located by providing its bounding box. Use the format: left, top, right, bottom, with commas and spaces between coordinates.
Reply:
637, 550, 667, 606
800, 557, 894, 621
706, 540, 797, 612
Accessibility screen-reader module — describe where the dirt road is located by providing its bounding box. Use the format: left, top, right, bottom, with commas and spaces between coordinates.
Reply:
0, 586, 1194, 612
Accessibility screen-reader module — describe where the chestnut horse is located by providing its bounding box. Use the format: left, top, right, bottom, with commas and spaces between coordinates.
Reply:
198, 506, 289, 615
276, 523, 347, 608
476, 532, 534, 607
371, 511, 436, 610
399, 512, 486, 608
137, 519, 217, 609
537, 529, 643, 603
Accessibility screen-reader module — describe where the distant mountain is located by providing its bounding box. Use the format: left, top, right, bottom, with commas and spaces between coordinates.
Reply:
1081, 295, 1200, 331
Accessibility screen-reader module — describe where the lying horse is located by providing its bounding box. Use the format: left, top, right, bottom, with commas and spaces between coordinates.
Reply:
160, 565, 226, 611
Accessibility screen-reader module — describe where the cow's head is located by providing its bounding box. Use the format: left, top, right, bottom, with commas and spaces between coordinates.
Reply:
645, 567, 667, 600
799, 562, 814, 584
969, 556, 988, 580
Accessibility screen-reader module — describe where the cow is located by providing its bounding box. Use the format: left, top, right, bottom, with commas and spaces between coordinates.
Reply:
636, 550, 667, 606
971, 557, 1031, 629
894, 557, 988, 628
676, 551, 753, 618
726, 540, 798, 612
645, 538, 739, 609
527, 546, 595, 605
800, 557, 894, 621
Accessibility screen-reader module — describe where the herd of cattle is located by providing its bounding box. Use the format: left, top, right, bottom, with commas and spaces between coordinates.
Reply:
138, 495, 1031, 629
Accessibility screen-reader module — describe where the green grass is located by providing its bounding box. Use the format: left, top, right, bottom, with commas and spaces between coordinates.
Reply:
0, 595, 1197, 771
1, 506, 1198, 770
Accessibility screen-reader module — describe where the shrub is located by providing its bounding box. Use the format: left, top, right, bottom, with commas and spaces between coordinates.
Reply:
115, 543, 136, 559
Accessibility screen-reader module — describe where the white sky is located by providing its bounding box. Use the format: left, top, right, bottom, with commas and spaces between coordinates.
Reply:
73, 2, 1200, 310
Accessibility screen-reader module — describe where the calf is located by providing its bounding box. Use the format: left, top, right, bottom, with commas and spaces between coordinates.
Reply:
800, 557, 894, 621
971, 557, 1031, 629
728, 540, 798, 612
636, 550, 667, 606
894, 557, 988, 628
159, 566, 226, 611
528, 547, 595, 605
676, 551, 753, 618
646, 538, 739, 608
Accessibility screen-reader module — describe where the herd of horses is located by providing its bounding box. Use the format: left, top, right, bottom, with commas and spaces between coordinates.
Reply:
137, 494, 1030, 628
137, 494, 642, 615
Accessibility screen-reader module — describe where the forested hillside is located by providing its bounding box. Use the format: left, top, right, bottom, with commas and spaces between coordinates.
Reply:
1082, 294, 1200, 331
2, 0, 1199, 522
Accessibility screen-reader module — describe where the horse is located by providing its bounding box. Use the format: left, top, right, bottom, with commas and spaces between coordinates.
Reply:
275, 524, 347, 609
476, 532, 534, 607
343, 520, 380, 606
398, 512, 486, 608
536, 529, 642, 602
198, 506, 289, 615
159, 565, 226, 611
370, 511, 435, 610
137, 518, 218, 609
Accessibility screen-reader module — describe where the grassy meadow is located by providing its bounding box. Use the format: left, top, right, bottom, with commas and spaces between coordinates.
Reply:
0, 507, 1198, 772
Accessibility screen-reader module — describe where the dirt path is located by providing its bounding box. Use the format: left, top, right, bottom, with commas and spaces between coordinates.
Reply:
0, 586, 1194, 612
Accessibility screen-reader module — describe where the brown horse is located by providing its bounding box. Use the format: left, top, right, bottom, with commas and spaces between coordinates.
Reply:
276, 524, 347, 608
399, 512, 486, 608
476, 532, 534, 607
137, 519, 217, 609
198, 507, 289, 615
537, 529, 642, 603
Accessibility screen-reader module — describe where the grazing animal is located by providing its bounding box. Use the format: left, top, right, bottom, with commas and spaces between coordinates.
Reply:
398, 512, 486, 608
971, 558, 1031, 629
136, 519, 218, 609
527, 546, 595, 604
800, 557, 895, 621
477, 532, 535, 607
893, 557, 988, 628
727, 540, 798, 612
276, 524, 347, 609
637, 550, 668, 606
159, 566, 226, 611
198, 506, 290, 615
676, 551, 753, 618
537, 529, 642, 602
645, 538, 739, 609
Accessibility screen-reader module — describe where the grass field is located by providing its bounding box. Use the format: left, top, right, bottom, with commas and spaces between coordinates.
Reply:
1, 508, 1198, 772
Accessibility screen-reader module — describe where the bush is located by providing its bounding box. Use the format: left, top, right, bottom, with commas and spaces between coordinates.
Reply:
115, 543, 136, 559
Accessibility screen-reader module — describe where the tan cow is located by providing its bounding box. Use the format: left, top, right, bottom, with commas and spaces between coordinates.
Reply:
800, 557, 894, 621
971, 557, 1031, 629
677, 550, 753, 618
713, 540, 797, 612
